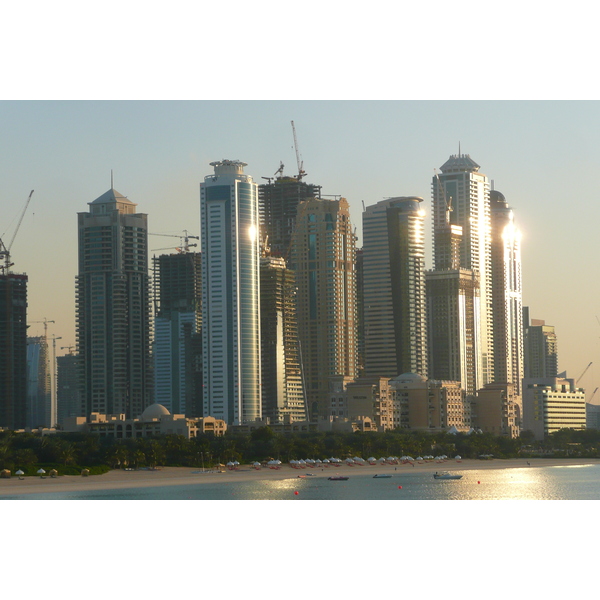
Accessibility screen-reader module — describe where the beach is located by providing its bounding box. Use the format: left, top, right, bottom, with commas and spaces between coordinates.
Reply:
1, 457, 598, 497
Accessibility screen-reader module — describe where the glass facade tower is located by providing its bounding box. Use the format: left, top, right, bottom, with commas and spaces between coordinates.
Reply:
433, 153, 493, 386
490, 190, 524, 399
201, 160, 261, 425
363, 197, 428, 378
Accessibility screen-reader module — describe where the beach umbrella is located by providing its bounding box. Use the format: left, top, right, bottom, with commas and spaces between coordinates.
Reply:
416, 456, 424, 462
16, 469, 24, 476
455, 455, 462, 460
37, 468, 46, 477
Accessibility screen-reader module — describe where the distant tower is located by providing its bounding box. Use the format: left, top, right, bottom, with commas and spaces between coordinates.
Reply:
290, 196, 357, 418
432, 153, 493, 385
260, 255, 307, 422
201, 160, 261, 424
76, 186, 152, 419
490, 190, 524, 398
26, 336, 51, 428
0, 273, 28, 429
57, 352, 81, 428
363, 197, 428, 378
153, 251, 202, 416
523, 307, 558, 378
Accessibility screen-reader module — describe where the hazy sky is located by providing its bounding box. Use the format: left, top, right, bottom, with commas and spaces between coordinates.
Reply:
2, 99, 600, 397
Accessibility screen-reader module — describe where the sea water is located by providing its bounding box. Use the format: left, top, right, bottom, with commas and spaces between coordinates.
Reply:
3, 463, 600, 500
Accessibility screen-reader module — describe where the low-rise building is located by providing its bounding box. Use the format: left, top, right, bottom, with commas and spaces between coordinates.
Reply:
389, 373, 470, 432
522, 377, 586, 440
62, 403, 226, 439
474, 382, 521, 438
328, 376, 391, 430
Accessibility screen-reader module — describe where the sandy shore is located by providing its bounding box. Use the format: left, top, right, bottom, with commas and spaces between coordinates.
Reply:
1, 457, 599, 497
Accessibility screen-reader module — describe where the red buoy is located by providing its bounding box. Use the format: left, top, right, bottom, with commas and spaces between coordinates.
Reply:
294, 491, 299, 495
398, 485, 402, 489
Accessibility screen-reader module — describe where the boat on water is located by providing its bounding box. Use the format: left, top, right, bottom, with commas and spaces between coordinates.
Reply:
433, 471, 462, 480
373, 474, 392, 478
328, 476, 349, 481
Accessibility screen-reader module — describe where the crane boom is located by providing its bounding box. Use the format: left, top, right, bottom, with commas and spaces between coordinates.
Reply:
8, 190, 34, 250
291, 121, 306, 180
577, 362, 592, 384
1, 189, 34, 273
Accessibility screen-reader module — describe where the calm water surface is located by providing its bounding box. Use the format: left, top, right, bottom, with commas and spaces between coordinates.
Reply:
4, 464, 600, 500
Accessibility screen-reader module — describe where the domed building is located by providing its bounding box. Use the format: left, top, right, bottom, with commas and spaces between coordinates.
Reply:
140, 403, 171, 421
62, 403, 226, 439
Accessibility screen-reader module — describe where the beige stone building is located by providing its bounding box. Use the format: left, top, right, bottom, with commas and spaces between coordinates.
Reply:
328, 376, 391, 430
63, 403, 226, 439
389, 373, 470, 432
474, 382, 520, 438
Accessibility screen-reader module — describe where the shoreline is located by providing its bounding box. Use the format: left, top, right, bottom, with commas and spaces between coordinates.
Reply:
1, 457, 599, 497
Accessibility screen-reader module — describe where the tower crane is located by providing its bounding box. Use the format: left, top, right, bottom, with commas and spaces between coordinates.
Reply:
261, 161, 285, 185
149, 230, 199, 253
0, 190, 34, 273
30, 318, 55, 340
576, 362, 592, 385
291, 121, 306, 181
434, 169, 452, 225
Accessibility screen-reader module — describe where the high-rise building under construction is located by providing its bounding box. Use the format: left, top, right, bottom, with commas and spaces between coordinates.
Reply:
0, 272, 28, 429
259, 176, 321, 260
290, 196, 357, 419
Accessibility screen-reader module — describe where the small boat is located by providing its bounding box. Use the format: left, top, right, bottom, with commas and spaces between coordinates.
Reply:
433, 471, 462, 480
328, 476, 349, 481
373, 474, 392, 478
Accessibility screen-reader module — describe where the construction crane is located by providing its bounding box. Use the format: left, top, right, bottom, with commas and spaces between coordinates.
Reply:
0, 190, 34, 273
434, 169, 452, 225
30, 318, 55, 340
589, 387, 599, 403
291, 121, 306, 181
149, 230, 199, 253
61, 345, 75, 355
576, 362, 592, 384
261, 161, 285, 185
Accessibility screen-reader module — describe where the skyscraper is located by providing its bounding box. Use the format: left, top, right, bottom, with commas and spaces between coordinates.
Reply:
523, 308, 558, 378
201, 160, 261, 425
290, 196, 357, 418
260, 255, 307, 423
76, 186, 152, 419
432, 153, 493, 385
0, 272, 27, 430
490, 190, 524, 397
57, 352, 81, 428
259, 176, 321, 259
363, 197, 428, 378
153, 251, 202, 416
26, 336, 51, 428
426, 219, 481, 395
